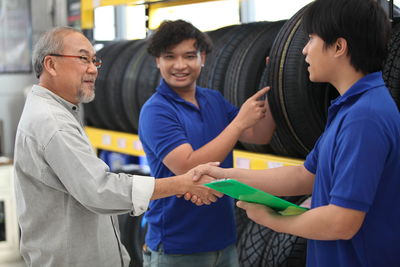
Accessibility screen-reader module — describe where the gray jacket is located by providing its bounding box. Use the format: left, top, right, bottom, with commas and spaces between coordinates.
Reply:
14, 85, 154, 267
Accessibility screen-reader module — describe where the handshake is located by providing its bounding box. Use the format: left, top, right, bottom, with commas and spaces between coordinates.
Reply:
177, 162, 227, 206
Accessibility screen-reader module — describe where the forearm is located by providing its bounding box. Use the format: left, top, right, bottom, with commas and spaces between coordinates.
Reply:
224, 165, 314, 196
239, 108, 276, 144
167, 123, 244, 174
151, 175, 187, 200
151, 173, 220, 204
258, 205, 364, 240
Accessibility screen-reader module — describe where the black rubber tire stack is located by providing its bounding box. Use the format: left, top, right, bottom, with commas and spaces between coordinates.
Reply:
198, 22, 268, 93
121, 39, 160, 132
383, 22, 400, 110
237, 220, 276, 267
197, 24, 238, 93
105, 40, 141, 132
95, 41, 135, 131
261, 5, 338, 158
83, 41, 120, 129
222, 21, 286, 153
237, 196, 309, 267
260, 232, 307, 267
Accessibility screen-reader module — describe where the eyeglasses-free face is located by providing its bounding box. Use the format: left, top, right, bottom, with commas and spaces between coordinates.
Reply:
48, 54, 102, 68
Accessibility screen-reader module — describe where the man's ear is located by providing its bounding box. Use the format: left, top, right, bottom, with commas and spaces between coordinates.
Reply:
200, 51, 206, 67
43, 56, 57, 76
155, 57, 160, 69
335, 37, 348, 57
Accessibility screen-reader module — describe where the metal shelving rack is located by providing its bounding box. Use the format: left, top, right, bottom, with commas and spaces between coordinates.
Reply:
85, 127, 304, 169
81, 0, 305, 169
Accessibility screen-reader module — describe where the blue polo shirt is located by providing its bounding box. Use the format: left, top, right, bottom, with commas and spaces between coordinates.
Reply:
138, 79, 239, 254
304, 72, 400, 267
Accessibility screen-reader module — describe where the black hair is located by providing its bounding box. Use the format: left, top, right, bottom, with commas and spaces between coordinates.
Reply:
302, 0, 391, 74
147, 19, 213, 57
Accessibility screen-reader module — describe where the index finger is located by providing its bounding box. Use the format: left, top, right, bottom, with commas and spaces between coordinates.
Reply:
250, 87, 270, 100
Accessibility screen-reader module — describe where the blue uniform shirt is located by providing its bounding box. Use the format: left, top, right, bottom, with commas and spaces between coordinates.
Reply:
139, 79, 239, 254
304, 72, 400, 267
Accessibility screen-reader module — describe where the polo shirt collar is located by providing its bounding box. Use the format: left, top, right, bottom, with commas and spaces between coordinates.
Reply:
326, 72, 384, 125
330, 72, 384, 108
156, 79, 206, 109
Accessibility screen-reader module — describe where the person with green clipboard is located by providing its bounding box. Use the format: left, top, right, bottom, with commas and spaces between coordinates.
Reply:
191, 0, 400, 266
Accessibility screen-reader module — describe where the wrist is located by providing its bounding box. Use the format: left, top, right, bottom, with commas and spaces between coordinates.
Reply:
180, 173, 192, 194
225, 168, 235, 179
229, 120, 246, 133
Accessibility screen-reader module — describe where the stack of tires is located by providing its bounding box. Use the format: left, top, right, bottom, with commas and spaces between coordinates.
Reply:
84, 39, 160, 133
84, 5, 400, 267
84, 6, 400, 159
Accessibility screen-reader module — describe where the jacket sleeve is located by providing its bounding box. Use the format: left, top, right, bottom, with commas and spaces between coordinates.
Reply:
44, 129, 154, 216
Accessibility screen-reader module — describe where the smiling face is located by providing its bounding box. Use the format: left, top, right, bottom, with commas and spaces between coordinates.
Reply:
156, 38, 205, 94
302, 34, 337, 84
51, 32, 98, 104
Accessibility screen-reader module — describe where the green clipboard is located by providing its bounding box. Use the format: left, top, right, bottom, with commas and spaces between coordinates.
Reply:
205, 179, 308, 216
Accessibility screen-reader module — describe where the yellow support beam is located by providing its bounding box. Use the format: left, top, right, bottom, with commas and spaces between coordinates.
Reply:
85, 127, 304, 169
81, 0, 144, 30
85, 126, 146, 156
148, 0, 235, 30
233, 150, 304, 170
81, 0, 94, 29
80, 0, 226, 30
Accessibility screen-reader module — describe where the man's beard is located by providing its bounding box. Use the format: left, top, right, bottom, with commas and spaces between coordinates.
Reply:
77, 86, 95, 103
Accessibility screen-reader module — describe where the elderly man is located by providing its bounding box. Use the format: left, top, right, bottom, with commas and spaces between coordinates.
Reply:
13, 26, 219, 267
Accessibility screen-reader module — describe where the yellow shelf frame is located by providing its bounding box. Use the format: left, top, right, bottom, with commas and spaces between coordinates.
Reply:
85, 126, 145, 156
233, 150, 303, 170
85, 126, 304, 169
81, 0, 148, 29
80, 0, 228, 30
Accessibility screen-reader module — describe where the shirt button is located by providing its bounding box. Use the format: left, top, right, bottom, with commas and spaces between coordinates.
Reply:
72, 106, 77, 110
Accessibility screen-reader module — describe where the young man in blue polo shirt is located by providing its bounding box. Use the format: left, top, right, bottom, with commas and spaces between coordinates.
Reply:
138, 20, 275, 266
191, 0, 400, 266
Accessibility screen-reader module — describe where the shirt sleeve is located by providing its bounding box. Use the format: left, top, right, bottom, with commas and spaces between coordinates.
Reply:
139, 102, 189, 161
330, 116, 389, 212
219, 91, 239, 122
304, 134, 323, 174
44, 129, 155, 216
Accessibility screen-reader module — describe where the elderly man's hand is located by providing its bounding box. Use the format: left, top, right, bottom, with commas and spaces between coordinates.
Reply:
185, 173, 224, 206
177, 162, 227, 205
176, 163, 224, 206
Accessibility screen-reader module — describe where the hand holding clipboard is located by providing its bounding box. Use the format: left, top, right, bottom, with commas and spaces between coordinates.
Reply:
205, 179, 308, 216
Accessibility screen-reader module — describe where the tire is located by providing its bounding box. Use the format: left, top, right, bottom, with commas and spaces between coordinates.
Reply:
120, 40, 148, 133
237, 220, 275, 267
235, 205, 251, 244
383, 22, 400, 110
237, 196, 309, 267
260, 232, 306, 267
198, 24, 238, 92
131, 46, 161, 132
83, 42, 119, 129
105, 40, 142, 132
93, 41, 134, 130
222, 21, 286, 154
264, 5, 338, 158
199, 22, 269, 93
224, 21, 285, 108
